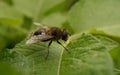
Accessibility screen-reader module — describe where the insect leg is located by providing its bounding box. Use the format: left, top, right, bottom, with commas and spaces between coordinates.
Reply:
46, 40, 52, 59
57, 41, 70, 53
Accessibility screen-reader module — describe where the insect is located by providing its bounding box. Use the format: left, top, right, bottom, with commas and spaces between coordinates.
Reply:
26, 22, 70, 59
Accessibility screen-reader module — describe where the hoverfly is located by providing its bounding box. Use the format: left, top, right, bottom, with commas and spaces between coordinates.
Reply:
26, 22, 70, 59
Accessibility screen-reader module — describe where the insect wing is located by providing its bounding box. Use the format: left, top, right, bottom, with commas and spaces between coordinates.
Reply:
33, 22, 48, 29
37, 34, 53, 41
26, 34, 53, 44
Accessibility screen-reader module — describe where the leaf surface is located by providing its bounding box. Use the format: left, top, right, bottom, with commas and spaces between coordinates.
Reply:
69, 0, 120, 36
7, 34, 119, 75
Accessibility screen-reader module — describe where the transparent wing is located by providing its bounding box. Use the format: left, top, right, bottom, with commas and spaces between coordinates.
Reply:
33, 22, 48, 29
26, 34, 53, 44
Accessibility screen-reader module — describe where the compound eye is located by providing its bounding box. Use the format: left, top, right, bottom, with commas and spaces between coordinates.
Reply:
33, 29, 45, 35
62, 29, 69, 41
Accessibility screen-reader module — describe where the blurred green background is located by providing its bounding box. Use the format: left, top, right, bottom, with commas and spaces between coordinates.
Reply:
0, 0, 120, 75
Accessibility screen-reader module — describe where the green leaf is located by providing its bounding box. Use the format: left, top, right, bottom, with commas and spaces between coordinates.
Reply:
65, 0, 79, 11
39, 0, 65, 14
0, 2, 23, 26
41, 12, 67, 27
1, 0, 13, 5
5, 34, 118, 75
13, 0, 43, 18
90, 29, 120, 43
0, 62, 23, 75
91, 35, 119, 51
0, 24, 26, 49
13, 0, 65, 18
69, 0, 120, 35
0, 37, 7, 50
110, 46, 120, 75
10, 41, 64, 75
60, 34, 116, 75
